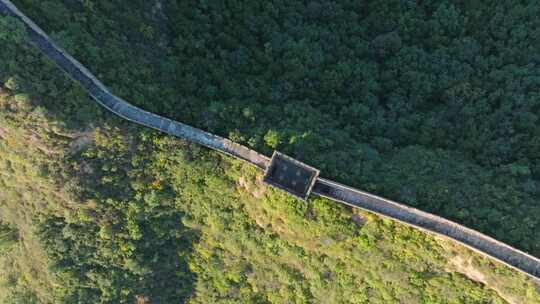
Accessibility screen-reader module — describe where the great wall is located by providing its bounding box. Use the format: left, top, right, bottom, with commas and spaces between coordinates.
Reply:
1, 0, 539, 281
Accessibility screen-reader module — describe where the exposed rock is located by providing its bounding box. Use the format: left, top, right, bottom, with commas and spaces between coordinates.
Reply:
448, 254, 519, 304
237, 174, 266, 199
68, 131, 93, 154
351, 213, 365, 227
0, 126, 7, 139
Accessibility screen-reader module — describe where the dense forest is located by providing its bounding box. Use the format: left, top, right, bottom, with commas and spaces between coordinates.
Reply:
1, 0, 540, 303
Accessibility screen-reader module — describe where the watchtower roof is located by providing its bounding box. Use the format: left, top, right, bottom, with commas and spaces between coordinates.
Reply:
263, 151, 319, 200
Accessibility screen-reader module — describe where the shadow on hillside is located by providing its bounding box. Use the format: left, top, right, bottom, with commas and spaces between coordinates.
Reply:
38, 212, 200, 303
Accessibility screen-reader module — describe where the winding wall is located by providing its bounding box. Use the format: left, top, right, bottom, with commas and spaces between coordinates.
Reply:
0, 0, 270, 170
1, 0, 539, 280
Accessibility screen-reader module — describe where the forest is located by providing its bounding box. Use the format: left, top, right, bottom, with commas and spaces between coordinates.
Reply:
1, 0, 540, 303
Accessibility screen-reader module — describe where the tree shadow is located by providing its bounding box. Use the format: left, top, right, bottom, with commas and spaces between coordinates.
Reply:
38, 211, 200, 303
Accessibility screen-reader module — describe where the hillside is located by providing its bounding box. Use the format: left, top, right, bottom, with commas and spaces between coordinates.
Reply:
8, 0, 540, 255
1, 0, 540, 303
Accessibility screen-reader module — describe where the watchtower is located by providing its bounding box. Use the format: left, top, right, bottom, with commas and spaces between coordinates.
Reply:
263, 151, 320, 200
